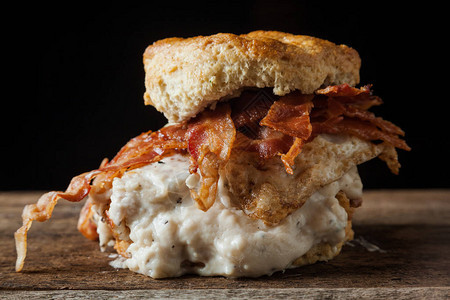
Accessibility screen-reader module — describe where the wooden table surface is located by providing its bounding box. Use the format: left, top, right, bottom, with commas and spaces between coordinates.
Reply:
0, 190, 449, 299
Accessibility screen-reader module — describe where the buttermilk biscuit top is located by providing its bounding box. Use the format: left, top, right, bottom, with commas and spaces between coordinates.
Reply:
143, 30, 361, 123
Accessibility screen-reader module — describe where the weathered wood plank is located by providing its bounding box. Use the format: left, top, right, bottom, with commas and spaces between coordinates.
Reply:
1, 287, 449, 300
353, 189, 450, 225
0, 190, 449, 296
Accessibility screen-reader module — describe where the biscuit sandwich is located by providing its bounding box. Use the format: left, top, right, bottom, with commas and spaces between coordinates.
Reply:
15, 31, 410, 278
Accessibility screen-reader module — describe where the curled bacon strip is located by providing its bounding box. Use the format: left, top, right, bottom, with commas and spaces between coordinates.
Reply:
312, 84, 410, 152
231, 89, 294, 160
260, 92, 313, 139
187, 104, 236, 211
15, 170, 98, 271
77, 198, 99, 241
280, 138, 305, 175
234, 127, 294, 160
231, 90, 314, 173
316, 83, 372, 97
260, 91, 314, 173
101, 126, 188, 175
15, 126, 189, 272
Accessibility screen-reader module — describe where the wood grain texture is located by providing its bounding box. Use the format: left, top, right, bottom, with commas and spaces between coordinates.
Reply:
0, 190, 449, 299
1, 287, 449, 300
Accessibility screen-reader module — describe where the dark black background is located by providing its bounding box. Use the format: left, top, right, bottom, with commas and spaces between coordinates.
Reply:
3, 1, 448, 191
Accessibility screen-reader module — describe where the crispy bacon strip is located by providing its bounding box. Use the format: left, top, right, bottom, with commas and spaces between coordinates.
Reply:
15, 170, 98, 271
280, 138, 304, 175
260, 91, 314, 172
231, 90, 291, 160
101, 126, 188, 174
187, 104, 236, 211
316, 83, 372, 97
316, 84, 383, 110
77, 198, 99, 241
231, 90, 315, 172
340, 102, 404, 135
311, 84, 410, 152
15, 126, 189, 272
334, 119, 410, 151
260, 92, 313, 139
234, 127, 294, 160
315, 97, 404, 138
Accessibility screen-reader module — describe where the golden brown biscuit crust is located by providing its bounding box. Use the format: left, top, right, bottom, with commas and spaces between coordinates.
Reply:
143, 31, 361, 123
